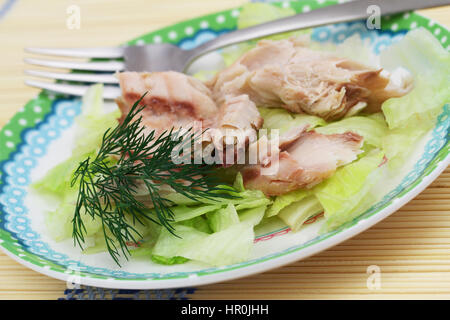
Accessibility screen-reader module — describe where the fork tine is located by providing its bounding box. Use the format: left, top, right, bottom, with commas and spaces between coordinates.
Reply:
25, 69, 119, 84
25, 80, 121, 99
25, 47, 125, 59
24, 57, 125, 72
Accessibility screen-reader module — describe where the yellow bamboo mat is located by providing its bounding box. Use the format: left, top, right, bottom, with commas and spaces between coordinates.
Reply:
0, 0, 449, 300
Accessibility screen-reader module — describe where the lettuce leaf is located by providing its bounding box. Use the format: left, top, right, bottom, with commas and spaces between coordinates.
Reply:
380, 28, 450, 130
152, 225, 206, 257
309, 34, 380, 68
378, 28, 449, 168
31, 154, 86, 196
44, 192, 102, 242
381, 125, 429, 169
259, 107, 326, 134
233, 171, 245, 192
74, 84, 121, 156
152, 223, 254, 266
206, 203, 240, 233
266, 189, 310, 218
144, 173, 270, 215
132, 173, 269, 266
151, 255, 189, 265
130, 247, 153, 258
179, 216, 212, 234
238, 205, 267, 226
183, 221, 254, 266
278, 195, 323, 232
235, 198, 271, 211
84, 213, 154, 254
316, 115, 388, 148
221, 43, 255, 67
315, 150, 385, 232
171, 204, 223, 222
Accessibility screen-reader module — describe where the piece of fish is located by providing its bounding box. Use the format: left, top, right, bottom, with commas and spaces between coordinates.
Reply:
203, 94, 262, 164
208, 37, 412, 120
116, 72, 263, 158
116, 71, 219, 137
242, 126, 364, 196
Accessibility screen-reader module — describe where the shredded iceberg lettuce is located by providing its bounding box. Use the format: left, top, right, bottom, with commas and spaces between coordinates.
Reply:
125, 173, 270, 264
143, 183, 269, 265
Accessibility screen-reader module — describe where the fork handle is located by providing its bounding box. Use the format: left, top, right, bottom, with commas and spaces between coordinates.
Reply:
188, 0, 449, 60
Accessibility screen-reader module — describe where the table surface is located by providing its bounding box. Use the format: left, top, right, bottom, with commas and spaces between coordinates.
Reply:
0, 0, 449, 300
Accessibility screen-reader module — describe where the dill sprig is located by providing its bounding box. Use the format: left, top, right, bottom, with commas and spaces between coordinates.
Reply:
71, 94, 233, 266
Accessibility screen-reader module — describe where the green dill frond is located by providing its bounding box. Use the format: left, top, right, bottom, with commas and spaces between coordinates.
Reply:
70, 93, 235, 266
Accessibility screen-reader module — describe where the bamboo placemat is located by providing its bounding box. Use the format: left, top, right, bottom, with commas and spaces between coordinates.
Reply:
0, 0, 449, 300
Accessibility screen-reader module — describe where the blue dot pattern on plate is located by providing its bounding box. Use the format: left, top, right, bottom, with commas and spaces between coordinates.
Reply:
311, 21, 407, 54
0, 23, 449, 280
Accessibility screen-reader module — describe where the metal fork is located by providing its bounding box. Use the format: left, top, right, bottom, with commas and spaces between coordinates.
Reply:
24, 0, 450, 99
